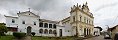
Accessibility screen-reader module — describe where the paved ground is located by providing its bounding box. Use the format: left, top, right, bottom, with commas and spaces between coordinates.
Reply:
84, 35, 112, 40
13, 36, 31, 40
24, 36, 31, 40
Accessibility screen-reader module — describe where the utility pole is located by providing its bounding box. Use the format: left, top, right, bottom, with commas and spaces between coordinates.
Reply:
105, 25, 111, 38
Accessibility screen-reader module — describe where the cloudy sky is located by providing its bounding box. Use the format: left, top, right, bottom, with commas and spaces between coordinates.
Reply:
0, 0, 118, 30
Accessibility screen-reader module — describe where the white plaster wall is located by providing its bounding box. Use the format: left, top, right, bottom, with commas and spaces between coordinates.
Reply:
64, 24, 73, 36
56, 26, 72, 37
56, 26, 64, 37
94, 28, 100, 35
5, 31, 13, 35
5, 17, 18, 28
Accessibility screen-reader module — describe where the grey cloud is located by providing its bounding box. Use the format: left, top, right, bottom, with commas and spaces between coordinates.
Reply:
0, 0, 72, 21
0, 14, 5, 23
98, 17, 117, 28
8, 10, 18, 16
94, 19, 113, 30
95, 2, 118, 12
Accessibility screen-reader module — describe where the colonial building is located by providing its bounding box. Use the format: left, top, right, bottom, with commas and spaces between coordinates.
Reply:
4, 2, 94, 37
108, 25, 118, 39
61, 2, 94, 37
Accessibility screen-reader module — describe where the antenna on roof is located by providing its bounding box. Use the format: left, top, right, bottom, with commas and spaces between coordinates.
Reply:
28, 8, 30, 12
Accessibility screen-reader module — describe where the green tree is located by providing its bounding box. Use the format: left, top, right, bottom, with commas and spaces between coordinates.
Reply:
0, 23, 8, 36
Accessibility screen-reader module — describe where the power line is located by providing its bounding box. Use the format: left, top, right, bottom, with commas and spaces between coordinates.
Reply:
112, 16, 118, 26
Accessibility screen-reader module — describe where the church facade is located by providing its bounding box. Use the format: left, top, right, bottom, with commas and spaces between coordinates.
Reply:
61, 2, 94, 37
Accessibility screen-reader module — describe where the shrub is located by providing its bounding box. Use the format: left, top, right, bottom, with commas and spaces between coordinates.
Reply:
0, 33, 6, 36
31, 32, 36, 36
13, 32, 26, 38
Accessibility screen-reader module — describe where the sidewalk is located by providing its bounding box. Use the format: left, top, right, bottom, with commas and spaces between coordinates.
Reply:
84, 35, 111, 40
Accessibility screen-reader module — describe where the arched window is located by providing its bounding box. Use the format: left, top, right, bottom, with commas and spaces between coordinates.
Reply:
44, 23, 48, 28
53, 24, 56, 28
22, 21, 25, 24
49, 29, 52, 34
34, 22, 36, 25
84, 28, 86, 35
12, 19, 15, 23
73, 16, 75, 22
53, 30, 56, 34
49, 24, 52, 28
39, 22, 43, 27
39, 29, 43, 34
87, 29, 88, 35
80, 15, 82, 21
44, 29, 48, 34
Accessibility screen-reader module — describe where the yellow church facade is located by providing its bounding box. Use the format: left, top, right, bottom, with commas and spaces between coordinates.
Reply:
61, 2, 94, 37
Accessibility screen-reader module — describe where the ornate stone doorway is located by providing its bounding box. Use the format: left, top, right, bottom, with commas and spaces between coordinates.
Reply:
27, 26, 32, 36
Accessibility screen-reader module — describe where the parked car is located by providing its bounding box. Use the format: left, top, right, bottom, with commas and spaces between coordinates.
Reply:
104, 34, 111, 39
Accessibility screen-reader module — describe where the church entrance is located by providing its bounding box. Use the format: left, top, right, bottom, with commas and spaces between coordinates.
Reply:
27, 26, 32, 36
59, 29, 62, 37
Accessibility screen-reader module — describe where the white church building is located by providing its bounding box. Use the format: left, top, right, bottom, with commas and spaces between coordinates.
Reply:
5, 11, 73, 37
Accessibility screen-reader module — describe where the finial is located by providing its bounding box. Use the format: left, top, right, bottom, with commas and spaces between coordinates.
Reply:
82, 4, 85, 7
73, 5, 76, 8
19, 11, 20, 13
85, 2, 87, 5
77, 3, 78, 7
28, 8, 30, 12
71, 7, 73, 10
71, 7, 72, 9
